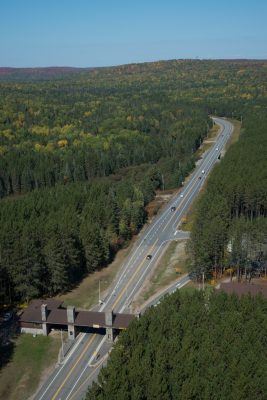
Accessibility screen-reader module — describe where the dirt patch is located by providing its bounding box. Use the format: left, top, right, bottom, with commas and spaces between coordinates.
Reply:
146, 189, 177, 219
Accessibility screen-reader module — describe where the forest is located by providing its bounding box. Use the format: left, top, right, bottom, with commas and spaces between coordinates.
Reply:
188, 110, 267, 280
0, 59, 267, 305
87, 290, 267, 400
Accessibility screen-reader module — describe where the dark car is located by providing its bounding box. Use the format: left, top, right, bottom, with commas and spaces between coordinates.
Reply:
146, 254, 152, 260
171, 206, 176, 212
3, 312, 13, 322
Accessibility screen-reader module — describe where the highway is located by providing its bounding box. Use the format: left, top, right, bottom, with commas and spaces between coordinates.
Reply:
33, 117, 233, 400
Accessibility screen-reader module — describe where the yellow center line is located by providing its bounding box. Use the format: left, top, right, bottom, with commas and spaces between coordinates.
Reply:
112, 238, 159, 310
68, 354, 108, 400
50, 180, 195, 400
51, 334, 97, 400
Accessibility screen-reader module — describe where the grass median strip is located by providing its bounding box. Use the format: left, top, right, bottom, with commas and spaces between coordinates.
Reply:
133, 239, 189, 308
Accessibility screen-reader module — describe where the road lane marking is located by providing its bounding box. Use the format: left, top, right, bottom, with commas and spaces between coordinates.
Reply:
67, 354, 108, 400
162, 178, 197, 233
38, 118, 232, 400
120, 238, 174, 313
51, 334, 97, 400
112, 239, 159, 310
171, 123, 232, 232
38, 333, 86, 400
65, 335, 106, 400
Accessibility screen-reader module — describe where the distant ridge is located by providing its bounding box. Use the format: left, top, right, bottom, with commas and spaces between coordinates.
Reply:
0, 66, 90, 74
0, 59, 266, 81
0, 66, 94, 81
1, 59, 266, 74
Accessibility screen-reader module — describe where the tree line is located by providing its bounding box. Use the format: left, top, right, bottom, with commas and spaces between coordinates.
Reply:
189, 111, 267, 280
0, 168, 164, 304
1, 59, 267, 305
87, 290, 267, 400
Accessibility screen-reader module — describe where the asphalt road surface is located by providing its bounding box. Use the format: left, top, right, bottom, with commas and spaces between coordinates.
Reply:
33, 117, 233, 400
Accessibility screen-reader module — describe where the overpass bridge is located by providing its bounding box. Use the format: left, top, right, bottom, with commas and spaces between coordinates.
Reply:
20, 299, 135, 342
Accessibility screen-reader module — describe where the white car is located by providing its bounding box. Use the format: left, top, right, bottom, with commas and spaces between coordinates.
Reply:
201, 170, 205, 174
180, 193, 184, 198
216, 147, 219, 151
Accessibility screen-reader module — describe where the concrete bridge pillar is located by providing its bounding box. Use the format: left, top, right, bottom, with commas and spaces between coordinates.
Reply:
67, 306, 76, 340
105, 309, 114, 342
41, 304, 48, 336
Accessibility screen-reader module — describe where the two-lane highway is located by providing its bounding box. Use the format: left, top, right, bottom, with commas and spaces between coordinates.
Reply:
33, 117, 233, 400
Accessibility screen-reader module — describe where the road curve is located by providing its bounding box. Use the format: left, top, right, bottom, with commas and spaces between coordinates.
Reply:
33, 117, 234, 400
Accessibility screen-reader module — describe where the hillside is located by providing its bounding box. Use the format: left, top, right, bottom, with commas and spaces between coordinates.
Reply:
0, 59, 267, 305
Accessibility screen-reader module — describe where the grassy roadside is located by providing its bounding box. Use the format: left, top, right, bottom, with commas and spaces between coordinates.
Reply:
0, 334, 61, 400
225, 118, 241, 149
0, 118, 241, 400
57, 241, 137, 309
135, 117, 241, 304
57, 191, 177, 310
132, 239, 189, 308
180, 280, 215, 295
194, 122, 219, 160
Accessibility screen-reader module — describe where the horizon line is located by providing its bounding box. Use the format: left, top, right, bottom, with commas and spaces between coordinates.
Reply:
1, 57, 267, 70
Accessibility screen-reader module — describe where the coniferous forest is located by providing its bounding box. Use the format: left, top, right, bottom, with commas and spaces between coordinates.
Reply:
189, 112, 267, 280
0, 60, 267, 304
87, 291, 267, 400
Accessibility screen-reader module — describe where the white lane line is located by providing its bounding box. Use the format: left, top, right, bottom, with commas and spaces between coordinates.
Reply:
119, 120, 233, 312
56, 122, 232, 400
65, 336, 106, 400
103, 119, 232, 312
171, 123, 233, 230
37, 333, 86, 400
118, 238, 171, 313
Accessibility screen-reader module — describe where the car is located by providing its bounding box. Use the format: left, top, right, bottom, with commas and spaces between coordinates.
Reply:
198, 176, 202, 180
201, 170, 205, 174
180, 193, 184, 198
3, 312, 13, 322
146, 254, 152, 260
216, 147, 219, 151
171, 206, 176, 212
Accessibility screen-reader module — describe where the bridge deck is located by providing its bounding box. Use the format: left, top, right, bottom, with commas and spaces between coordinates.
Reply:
20, 299, 134, 329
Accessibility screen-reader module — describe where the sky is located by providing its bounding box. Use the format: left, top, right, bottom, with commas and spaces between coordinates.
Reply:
0, 0, 266, 67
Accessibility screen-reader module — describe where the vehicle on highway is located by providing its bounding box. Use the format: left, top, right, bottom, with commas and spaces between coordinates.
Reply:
171, 206, 176, 212
146, 254, 152, 260
198, 176, 202, 180
201, 170, 205, 174
3, 312, 13, 322
180, 193, 184, 198
216, 147, 219, 151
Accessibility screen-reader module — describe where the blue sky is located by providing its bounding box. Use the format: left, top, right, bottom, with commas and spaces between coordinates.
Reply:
1, 0, 266, 67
